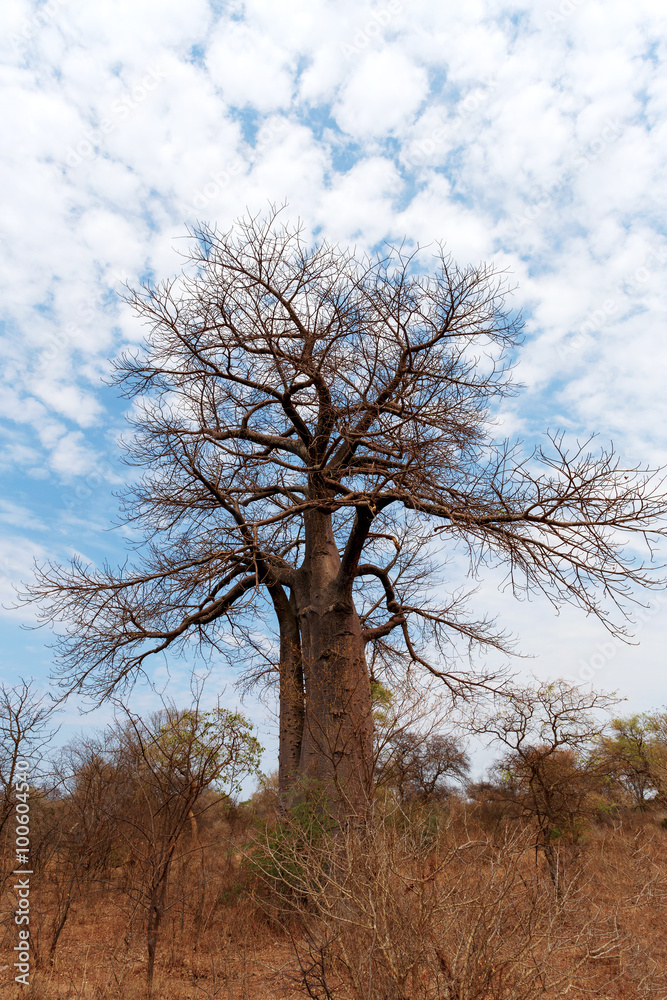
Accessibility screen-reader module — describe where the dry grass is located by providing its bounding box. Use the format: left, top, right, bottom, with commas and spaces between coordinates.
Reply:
0, 886, 298, 999
1, 804, 667, 999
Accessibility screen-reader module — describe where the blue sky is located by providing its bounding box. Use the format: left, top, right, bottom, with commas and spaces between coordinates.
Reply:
2, 0, 667, 771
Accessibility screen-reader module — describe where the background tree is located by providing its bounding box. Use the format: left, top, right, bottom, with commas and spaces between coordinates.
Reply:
378, 731, 470, 804
478, 679, 617, 893
106, 701, 262, 994
0, 678, 57, 843
24, 209, 667, 815
372, 678, 469, 803
36, 741, 118, 966
594, 712, 667, 808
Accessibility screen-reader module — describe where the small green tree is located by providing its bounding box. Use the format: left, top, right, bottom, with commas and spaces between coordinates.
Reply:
594, 712, 667, 808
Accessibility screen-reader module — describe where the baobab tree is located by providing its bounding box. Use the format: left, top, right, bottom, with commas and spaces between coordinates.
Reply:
24, 210, 667, 815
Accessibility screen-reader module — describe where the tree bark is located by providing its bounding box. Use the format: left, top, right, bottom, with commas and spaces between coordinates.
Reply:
542, 831, 562, 898
146, 858, 171, 994
269, 584, 305, 805
292, 510, 373, 817
146, 896, 161, 995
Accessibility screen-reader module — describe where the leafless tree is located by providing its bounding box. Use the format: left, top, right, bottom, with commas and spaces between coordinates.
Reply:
378, 731, 469, 804
0, 678, 57, 841
22, 209, 667, 815
105, 701, 261, 994
372, 677, 470, 803
476, 679, 618, 893
35, 743, 118, 966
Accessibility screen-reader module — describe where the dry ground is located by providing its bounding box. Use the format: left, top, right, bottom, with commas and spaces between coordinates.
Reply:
2, 810, 667, 999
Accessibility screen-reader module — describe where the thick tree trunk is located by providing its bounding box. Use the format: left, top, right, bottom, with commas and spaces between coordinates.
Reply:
292, 510, 373, 817
269, 585, 305, 805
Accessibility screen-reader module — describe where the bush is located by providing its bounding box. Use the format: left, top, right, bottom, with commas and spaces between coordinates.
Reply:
246, 802, 632, 1000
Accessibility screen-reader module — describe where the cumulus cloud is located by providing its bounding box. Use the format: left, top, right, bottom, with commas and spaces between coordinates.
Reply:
2, 0, 667, 707
48, 430, 101, 477
332, 47, 429, 137
206, 21, 296, 111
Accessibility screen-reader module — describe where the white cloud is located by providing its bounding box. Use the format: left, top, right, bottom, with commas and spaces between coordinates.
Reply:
30, 380, 103, 427
206, 20, 295, 111
49, 429, 100, 477
0, 532, 48, 613
0, 500, 46, 531
332, 47, 428, 137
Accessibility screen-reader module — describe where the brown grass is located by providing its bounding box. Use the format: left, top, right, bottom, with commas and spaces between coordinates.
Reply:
2, 803, 667, 999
